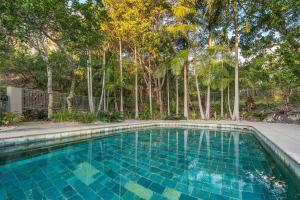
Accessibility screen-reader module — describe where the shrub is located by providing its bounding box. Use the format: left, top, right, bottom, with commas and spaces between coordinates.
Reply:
53, 110, 72, 122
53, 110, 124, 123
139, 108, 151, 120
97, 111, 123, 122
23, 110, 47, 120
1, 112, 24, 126
72, 112, 98, 123
164, 114, 186, 120
242, 111, 268, 121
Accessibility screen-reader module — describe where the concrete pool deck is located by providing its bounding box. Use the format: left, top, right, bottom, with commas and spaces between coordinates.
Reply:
0, 120, 300, 179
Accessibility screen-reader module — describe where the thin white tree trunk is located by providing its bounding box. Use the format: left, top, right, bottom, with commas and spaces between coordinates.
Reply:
98, 50, 106, 112
103, 87, 107, 111
134, 46, 139, 119
228, 83, 233, 119
206, 32, 212, 119
221, 59, 224, 118
221, 88, 224, 117
206, 85, 210, 119
119, 40, 124, 114
87, 49, 94, 113
167, 70, 170, 116
158, 78, 163, 115
233, 0, 239, 120
44, 46, 53, 119
106, 90, 109, 112
195, 75, 205, 119
67, 73, 76, 113
176, 76, 179, 115
148, 58, 153, 118
114, 91, 119, 112
183, 62, 188, 119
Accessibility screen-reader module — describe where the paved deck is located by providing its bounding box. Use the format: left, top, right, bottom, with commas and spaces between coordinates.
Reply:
1, 120, 300, 178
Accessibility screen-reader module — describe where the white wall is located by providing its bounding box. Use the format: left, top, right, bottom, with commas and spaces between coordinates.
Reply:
6, 86, 23, 113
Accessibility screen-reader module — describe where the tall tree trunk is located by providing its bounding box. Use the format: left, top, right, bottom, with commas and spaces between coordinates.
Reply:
206, 85, 210, 119
193, 47, 204, 119
148, 58, 152, 118
42, 31, 76, 113
119, 40, 124, 114
167, 70, 170, 116
221, 88, 224, 117
176, 76, 179, 115
67, 72, 76, 113
98, 49, 106, 112
114, 91, 119, 112
158, 78, 163, 115
228, 83, 233, 119
221, 59, 224, 118
195, 75, 205, 119
103, 88, 107, 111
183, 61, 188, 119
87, 49, 94, 113
106, 90, 110, 112
206, 31, 213, 119
42, 44, 53, 119
233, 0, 239, 120
134, 45, 139, 119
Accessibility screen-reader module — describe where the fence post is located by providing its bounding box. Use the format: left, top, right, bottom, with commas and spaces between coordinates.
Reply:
6, 86, 23, 113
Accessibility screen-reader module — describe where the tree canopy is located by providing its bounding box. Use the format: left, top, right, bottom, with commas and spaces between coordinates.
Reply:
0, 0, 299, 121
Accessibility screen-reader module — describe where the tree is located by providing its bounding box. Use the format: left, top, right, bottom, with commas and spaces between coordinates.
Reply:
169, 0, 197, 119
232, 0, 239, 120
240, 0, 300, 56
171, 50, 189, 115
193, 49, 205, 119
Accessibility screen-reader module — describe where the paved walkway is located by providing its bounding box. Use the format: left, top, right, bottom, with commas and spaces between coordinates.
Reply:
1, 120, 300, 178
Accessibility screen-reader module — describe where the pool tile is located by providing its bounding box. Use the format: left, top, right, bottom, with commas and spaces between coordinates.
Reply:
73, 162, 99, 185
69, 194, 84, 200
124, 181, 153, 200
112, 184, 127, 196
179, 193, 197, 200
122, 191, 141, 200
43, 187, 61, 199
98, 189, 115, 200
0, 128, 298, 200
62, 185, 76, 198
149, 182, 165, 194
163, 187, 181, 200
137, 177, 152, 188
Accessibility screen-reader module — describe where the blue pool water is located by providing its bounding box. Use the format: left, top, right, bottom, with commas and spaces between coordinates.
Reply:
0, 128, 299, 200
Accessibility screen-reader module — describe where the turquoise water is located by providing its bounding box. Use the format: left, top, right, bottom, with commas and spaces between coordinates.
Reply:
0, 128, 299, 200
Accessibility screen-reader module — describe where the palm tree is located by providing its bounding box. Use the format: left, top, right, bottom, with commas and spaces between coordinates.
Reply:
169, 1, 197, 119
171, 50, 189, 115
192, 55, 205, 119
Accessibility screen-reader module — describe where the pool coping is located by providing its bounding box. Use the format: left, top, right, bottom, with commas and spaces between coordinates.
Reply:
0, 121, 299, 181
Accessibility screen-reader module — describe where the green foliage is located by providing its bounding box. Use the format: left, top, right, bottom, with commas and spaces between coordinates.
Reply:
1, 112, 24, 126
23, 110, 48, 120
240, 0, 300, 55
242, 111, 267, 121
53, 110, 123, 123
72, 112, 99, 123
53, 110, 72, 122
164, 114, 186, 120
1, 0, 300, 122
97, 111, 124, 122
170, 49, 188, 76
139, 106, 152, 120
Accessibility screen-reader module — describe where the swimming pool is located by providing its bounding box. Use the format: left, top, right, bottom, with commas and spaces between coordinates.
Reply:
0, 127, 299, 200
